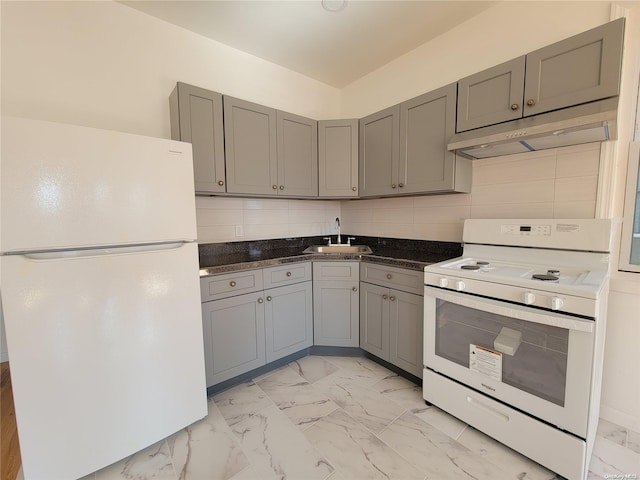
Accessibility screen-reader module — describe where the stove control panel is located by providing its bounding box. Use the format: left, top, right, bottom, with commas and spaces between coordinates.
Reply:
501, 224, 551, 236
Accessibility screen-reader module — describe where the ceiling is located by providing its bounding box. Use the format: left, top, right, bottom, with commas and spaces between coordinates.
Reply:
120, 0, 498, 88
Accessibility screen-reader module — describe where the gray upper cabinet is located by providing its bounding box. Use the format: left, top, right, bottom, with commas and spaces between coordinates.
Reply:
276, 111, 318, 197
360, 86, 469, 197
169, 82, 226, 194
318, 120, 359, 197
456, 57, 526, 132
359, 105, 400, 197
523, 17, 624, 117
223, 96, 278, 195
399, 83, 468, 194
456, 18, 624, 132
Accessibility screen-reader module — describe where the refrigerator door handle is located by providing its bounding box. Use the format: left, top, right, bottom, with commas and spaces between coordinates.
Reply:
22, 241, 190, 260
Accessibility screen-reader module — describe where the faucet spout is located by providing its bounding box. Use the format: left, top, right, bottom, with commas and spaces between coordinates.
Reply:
335, 217, 341, 245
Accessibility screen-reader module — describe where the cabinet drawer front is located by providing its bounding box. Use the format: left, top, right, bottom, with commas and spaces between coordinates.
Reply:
360, 263, 423, 295
263, 262, 311, 288
200, 270, 263, 302
313, 261, 359, 282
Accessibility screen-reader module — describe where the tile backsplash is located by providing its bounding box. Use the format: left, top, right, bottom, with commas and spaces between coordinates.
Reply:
196, 143, 601, 244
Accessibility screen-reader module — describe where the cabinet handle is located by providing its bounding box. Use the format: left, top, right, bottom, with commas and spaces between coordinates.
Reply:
266, 296, 272, 301
391, 184, 397, 189
286, 271, 292, 277
229, 281, 237, 287
383, 294, 388, 300
398, 183, 404, 188
526, 99, 536, 106
218, 180, 224, 186
352, 186, 357, 191
390, 296, 396, 302
386, 274, 392, 280
510, 103, 520, 111
279, 185, 285, 190
272, 185, 278, 190
352, 286, 358, 292
257, 298, 263, 304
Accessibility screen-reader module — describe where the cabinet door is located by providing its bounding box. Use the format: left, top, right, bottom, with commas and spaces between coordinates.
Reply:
318, 120, 359, 197
524, 18, 624, 117
264, 281, 313, 363
389, 290, 423, 378
313, 281, 359, 347
276, 111, 318, 197
202, 292, 266, 387
359, 282, 389, 361
399, 83, 458, 194
456, 57, 526, 132
169, 82, 226, 193
223, 96, 278, 195
359, 105, 400, 197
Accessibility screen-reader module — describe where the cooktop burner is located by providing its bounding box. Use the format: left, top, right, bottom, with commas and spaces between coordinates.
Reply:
532, 274, 559, 282
461, 265, 481, 270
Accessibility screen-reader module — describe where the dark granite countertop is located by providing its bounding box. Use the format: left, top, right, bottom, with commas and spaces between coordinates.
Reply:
199, 236, 462, 277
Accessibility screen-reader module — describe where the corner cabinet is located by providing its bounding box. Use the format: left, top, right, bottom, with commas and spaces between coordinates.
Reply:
169, 82, 226, 194
318, 120, 359, 197
223, 96, 318, 197
457, 18, 624, 132
359, 263, 424, 378
313, 262, 359, 347
200, 262, 312, 387
360, 84, 470, 197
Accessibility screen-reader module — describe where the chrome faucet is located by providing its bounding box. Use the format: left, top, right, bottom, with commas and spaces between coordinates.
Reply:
335, 217, 342, 245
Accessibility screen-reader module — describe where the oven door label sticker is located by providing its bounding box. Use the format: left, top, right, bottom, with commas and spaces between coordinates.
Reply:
469, 344, 502, 382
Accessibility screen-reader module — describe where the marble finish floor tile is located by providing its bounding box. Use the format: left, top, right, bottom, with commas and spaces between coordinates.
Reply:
288, 355, 339, 383
230, 404, 334, 480
257, 366, 339, 430
213, 381, 273, 427
378, 411, 513, 480
314, 372, 406, 434
305, 408, 424, 480
74, 356, 637, 480
168, 400, 249, 480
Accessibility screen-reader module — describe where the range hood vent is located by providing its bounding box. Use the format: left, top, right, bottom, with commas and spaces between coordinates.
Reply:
448, 97, 618, 160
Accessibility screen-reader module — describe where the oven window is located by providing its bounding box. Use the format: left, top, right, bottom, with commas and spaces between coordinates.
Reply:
435, 300, 569, 406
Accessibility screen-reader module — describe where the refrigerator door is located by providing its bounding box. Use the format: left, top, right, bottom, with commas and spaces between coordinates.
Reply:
1, 117, 197, 253
1, 242, 207, 479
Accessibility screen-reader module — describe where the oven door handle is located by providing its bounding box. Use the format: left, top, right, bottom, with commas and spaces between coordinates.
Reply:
426, 287, 594, 333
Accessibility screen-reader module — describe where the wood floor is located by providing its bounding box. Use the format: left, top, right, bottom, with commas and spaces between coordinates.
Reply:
1, 362, 21, 480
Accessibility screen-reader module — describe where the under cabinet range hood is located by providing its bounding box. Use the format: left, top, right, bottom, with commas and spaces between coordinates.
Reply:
448, 97, 618, 159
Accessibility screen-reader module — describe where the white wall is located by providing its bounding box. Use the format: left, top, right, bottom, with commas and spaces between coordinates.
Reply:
340, 1, 611, 117
0, 1, 341, 138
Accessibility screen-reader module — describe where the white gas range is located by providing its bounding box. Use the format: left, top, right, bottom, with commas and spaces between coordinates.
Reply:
422, 219, 613, 480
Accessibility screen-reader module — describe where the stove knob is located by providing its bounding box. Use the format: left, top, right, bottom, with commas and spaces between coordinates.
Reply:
550, 297, 564, 310
439, 278, 449, 288
455, 281, 466, 291
523, 292, 536, 305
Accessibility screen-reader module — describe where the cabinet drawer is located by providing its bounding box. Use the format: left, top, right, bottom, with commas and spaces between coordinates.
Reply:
200, 269, 263, 302
313, 261, 359, 282
360, 263, 423, 295
263, 262, 312, 288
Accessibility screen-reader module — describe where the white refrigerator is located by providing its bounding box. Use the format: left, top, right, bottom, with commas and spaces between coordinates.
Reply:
0, 117, 208, 479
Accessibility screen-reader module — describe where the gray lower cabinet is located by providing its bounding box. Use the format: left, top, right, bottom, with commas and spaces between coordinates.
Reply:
201, 291, 266, 387
265, 281, 313, 362
169, 82, 226, 194
313, 262, 359, 347
200, 262, 312, 387
359, 263, 424, 377
457, 18, 624, 132
318, 119, 359, 197
360, 85, 469, 197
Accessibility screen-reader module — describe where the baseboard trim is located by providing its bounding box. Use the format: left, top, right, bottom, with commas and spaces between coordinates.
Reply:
599, 404, 640, 432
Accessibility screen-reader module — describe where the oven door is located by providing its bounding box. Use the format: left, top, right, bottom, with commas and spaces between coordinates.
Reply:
424, 286, 596, 438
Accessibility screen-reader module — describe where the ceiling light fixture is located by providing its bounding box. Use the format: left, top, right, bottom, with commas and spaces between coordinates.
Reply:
321, 0, 348, 13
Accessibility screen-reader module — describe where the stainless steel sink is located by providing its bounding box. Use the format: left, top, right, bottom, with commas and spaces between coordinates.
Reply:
303, 245, 372, 254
